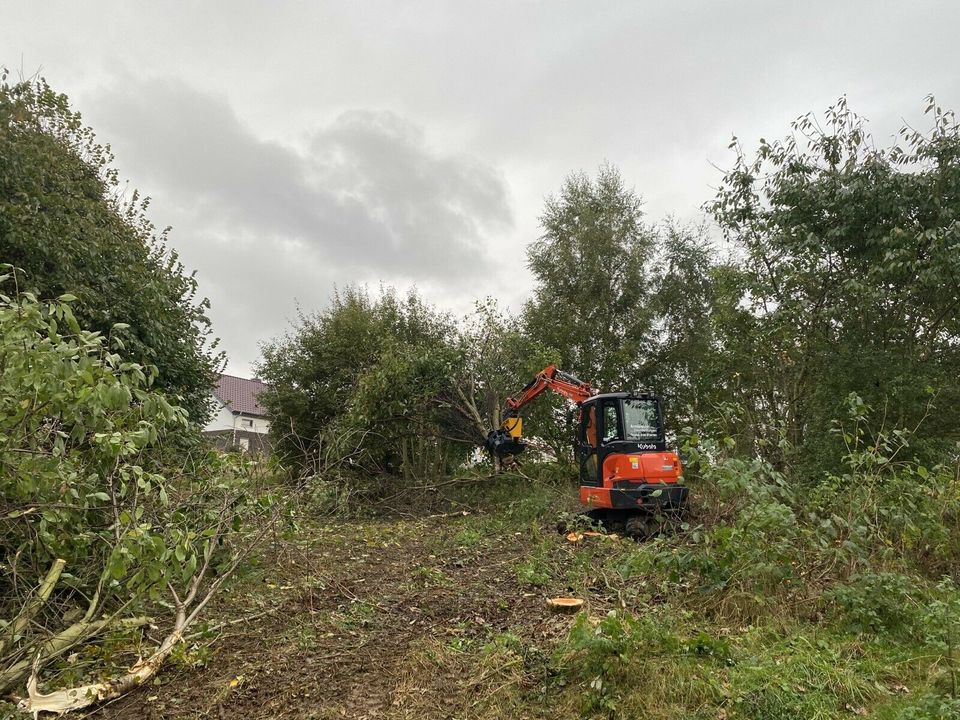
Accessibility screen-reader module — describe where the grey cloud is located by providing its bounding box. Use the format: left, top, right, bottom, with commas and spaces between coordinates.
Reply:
91, 77, 511, 279
311, 110, 509, 261
82, 76, 514, 371
8, 0, 960, 373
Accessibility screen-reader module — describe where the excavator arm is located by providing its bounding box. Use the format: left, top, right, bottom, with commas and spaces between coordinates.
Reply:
504, 364, 594, 412
485, 364, 594, 458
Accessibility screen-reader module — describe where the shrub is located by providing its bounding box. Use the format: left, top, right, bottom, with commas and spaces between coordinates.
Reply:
0, 282, 271, 697
0, 77, 221, 423
827, 572, 924, 637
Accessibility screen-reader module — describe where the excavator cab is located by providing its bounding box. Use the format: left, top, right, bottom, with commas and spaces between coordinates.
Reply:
577, 393, 664, 486
577, 392, 686, 514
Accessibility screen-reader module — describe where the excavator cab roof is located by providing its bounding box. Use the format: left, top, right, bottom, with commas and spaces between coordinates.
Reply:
583, 391, 660, 403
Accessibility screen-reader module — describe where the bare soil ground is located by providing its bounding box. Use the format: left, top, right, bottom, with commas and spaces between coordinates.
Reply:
91, 505, 604, 720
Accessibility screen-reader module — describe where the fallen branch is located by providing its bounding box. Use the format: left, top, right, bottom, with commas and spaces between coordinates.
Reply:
0, 559, 66, 658
0, 616, 152, 696
19, 614, 183, 716
17, 489, 288, 716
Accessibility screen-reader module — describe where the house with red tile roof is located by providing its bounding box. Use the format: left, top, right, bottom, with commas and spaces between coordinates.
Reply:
203, 374, 271, 453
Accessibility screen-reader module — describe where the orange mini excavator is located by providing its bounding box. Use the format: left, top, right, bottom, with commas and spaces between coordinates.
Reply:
485, 365, 686, 535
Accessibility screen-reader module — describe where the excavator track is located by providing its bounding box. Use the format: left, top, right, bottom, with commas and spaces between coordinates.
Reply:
558, 508, 682, 540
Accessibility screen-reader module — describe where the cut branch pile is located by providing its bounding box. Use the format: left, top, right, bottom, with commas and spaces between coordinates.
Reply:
11, 491, 275, 716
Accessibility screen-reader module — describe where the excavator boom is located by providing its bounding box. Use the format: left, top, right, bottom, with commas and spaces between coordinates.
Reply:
505, 364, 593, 412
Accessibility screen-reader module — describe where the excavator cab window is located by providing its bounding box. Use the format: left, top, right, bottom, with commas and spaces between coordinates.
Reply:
623, 399, 660, 441
578, 405, 600, 487
582, 406, 598, 447
601, 402, 620, 443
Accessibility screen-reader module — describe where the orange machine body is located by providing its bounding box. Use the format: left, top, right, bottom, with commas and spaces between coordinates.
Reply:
580, 451, 684, 510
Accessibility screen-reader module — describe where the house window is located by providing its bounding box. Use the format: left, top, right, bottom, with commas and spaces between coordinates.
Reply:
238, 438, 250, 452
241, 418, 254, 428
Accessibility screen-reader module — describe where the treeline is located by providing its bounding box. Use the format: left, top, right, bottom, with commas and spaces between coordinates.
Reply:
260, 97, 960, 486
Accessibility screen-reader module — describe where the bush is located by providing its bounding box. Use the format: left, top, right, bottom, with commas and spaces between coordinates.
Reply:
890, 694, 960, 720
827, 572, 923, 637
0, 282, 270, 696
0, 284, 187, 604
258, 286, 473, 488
637, 396, 960, 626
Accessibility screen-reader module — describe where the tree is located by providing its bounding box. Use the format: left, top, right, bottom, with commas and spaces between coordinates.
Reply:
523, 165, 656, 391
0, 74, 221, 424
710, 97, 960, 468
644, 222, 730, 431
257, 285, 467, 481
448, 300, 558, 466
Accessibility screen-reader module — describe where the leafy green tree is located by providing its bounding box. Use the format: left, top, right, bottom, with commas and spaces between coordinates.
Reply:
522, 168, 735, 454
257, 285, 461, 478
644, 222, 730, 431
0, 74, 221, 423
524, 164, 656, 391
710, 97, 960, 468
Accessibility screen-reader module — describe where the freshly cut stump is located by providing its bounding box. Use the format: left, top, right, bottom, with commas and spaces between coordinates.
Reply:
546, 597, 584, 614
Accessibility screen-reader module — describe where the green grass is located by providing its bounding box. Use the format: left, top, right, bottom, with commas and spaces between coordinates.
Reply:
404, 476, 960, 719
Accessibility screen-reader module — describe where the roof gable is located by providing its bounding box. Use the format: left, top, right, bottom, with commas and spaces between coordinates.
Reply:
214, 374, 268, 417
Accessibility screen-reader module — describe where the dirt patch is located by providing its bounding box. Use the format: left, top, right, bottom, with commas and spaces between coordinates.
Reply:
90, 513, 587, 719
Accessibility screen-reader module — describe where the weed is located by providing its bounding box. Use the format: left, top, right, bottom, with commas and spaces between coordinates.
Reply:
879, 693, 960, 719
454, 526, 484, 547
412, 564, 452, 588
483, 631, 525, 656
170, 642, 212, 669
515, 557, 552, 587
330, 600, 378, 630
827, 572, 924, 638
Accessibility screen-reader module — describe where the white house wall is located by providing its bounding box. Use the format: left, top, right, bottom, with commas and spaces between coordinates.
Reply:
235, 414, 271, 434
203, 395, 271, 435
206, 401, 237, 432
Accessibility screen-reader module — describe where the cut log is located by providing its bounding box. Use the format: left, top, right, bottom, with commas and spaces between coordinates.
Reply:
546, 597, 584, 614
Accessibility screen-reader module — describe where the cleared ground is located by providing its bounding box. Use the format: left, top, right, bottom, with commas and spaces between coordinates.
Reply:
96, 485, 591, 719
71, 479, 947, 720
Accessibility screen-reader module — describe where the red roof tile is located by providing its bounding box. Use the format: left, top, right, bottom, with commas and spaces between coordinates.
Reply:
214, 374, 268, 417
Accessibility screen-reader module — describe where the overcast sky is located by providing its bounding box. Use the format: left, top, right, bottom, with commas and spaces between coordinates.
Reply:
3, 1, 959, 375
